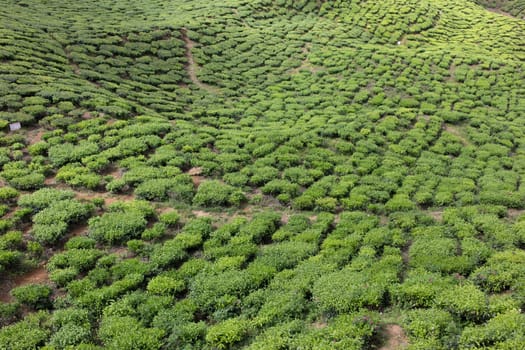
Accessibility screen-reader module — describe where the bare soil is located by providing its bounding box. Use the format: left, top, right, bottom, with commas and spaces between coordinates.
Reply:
0, 265, 49, 303
44, 176, 56, 186
311, 320, 327, 329
67, 223, 88, 237
428, 210, 443, 222
72, 189, 134, 205
180, 28, 221, 94
443, 124, 470, 146
191, 175, 205, 188
27, 129, 45, 145
188, 167, 203, 176
486, 7, 521, 19
508, 208, 525, 219
82, 112, 93, 120
289, 43, 325, 75
379, 324, 409, 350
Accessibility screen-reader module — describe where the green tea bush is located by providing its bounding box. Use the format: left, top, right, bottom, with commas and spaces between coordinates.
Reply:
88, 211, 147, 243
312, 268, 389, 313
391, 269, 455, 308
0, 312, 50, 350
0, 302, 19, 327
65, 236, 97, 250
147, 276, 185, 296
0, 186, 19, 202
49, 267, 79, 287
11, 284, 52, 309
402, 308, 458, 347
459, 309, 525, 348
158, 210, 180, 227
18, 188, 75, 211
205, 317, 251, 349
193, 180, 245, 207
435, 284, 489, 321
255, 241, 317, 271
48, 248, 104, 272
98, 315, 164, 350
135, 176, 194, 202
470, 250, 525, 292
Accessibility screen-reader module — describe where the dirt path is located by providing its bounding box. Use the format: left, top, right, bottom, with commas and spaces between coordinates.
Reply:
26, 128, 45, 145
0, 265, 49, 303
187, 167, 205, 188
428, 210, 443, 222
443, 124, 470, 146
232, 8, 250, 28
73, 190, 135, 206
487, 7, 523, 20
290, 43, 325, 74
379, 324, 409, 350
180, 28, 220, 94
508, 208, 525, 219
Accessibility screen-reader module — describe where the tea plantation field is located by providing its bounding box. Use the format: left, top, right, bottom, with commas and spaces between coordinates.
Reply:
1, 0, 525, 349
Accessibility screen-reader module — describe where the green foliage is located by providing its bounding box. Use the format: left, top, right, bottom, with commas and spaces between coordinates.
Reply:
402, 308, 458, 347
313, 267, 392, 313
392, 268, 455, 308
193, 180, 245, 207
11, 284, 52, 309
459, 309, 525, 348
31, 199, 92, 244
436, 284, 489, 321
48, 248, 104, 272
0, 312, 50, 350
158, 210, 180, 226
2, 0, 525, 348
18, 188, 75, 211
147, 275, 185, 295
134, 176, 194, 202
98, 315, 165, 350
88, 210, 147, 244
205, 317, 251, 349
470, 250, 525, 293
0, 186, 19, 202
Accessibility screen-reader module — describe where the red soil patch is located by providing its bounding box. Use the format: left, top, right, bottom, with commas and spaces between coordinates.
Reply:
157, 207, 177, 215
108, 247, 130, 258
380, 324, 409, 350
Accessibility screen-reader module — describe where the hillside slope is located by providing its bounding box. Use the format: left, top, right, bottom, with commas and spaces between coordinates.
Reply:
1, 0, 525, 349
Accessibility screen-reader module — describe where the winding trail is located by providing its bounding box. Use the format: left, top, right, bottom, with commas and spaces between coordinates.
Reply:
487, 7, 523, 20
180, 28, 220, 94
0, 265, 49, 303
443, 124, 471, 146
